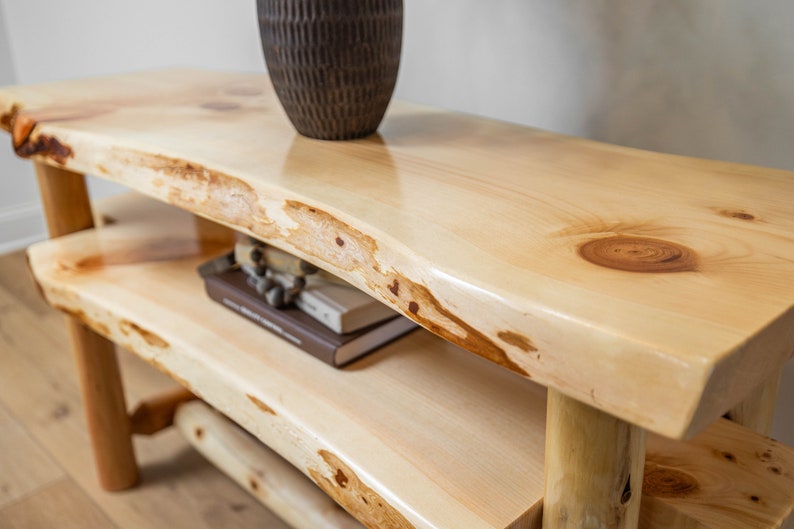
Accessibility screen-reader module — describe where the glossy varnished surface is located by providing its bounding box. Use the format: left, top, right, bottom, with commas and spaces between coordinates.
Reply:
23, 195, 794, 529
3, 69, 794, 437
27, 194, 549, 529
0, 249, 293, 529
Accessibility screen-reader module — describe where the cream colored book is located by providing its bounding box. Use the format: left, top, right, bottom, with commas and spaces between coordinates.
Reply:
293, 278, 399, 334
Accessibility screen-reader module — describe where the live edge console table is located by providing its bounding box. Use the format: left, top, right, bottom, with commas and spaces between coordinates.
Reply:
1, 69, 793, 529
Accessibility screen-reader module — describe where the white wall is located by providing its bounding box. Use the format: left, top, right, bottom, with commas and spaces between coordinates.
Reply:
0, 0, 267, 251
0, 0, 791, 442
0, 0, 264, 82
0, 1, 44, 253
397, 1, 794, 171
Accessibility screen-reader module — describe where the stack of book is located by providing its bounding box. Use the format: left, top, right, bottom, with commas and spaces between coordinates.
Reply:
200, 240, 417, 367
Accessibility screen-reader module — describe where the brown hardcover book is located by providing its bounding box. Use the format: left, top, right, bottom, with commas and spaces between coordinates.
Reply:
204, 268, 417, 367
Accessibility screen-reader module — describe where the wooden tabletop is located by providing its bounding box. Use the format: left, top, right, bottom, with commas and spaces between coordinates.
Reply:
2, 69, 793, 439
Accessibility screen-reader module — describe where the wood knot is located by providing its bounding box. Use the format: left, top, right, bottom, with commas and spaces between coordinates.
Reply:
721, 451, 737, 463
643, 467, 699, 498
335, 469, 349, 488
720, 209, 755, 221
497, 331, 537, 353
0, 104, 20, 131
578, 236, 697, 273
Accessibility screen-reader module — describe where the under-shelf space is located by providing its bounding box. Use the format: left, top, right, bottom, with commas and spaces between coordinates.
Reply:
27, 193, 549, 529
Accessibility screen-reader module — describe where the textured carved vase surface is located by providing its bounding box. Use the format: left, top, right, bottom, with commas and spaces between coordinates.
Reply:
257, 0, 403, 140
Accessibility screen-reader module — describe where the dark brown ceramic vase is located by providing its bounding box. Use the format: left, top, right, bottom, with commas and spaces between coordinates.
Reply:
257, 0, 403, 140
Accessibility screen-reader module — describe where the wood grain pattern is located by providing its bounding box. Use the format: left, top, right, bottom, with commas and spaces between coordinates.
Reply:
28, 194, 549, 529
3, 69, 793, 437
33, 160, 138, 491
543, 389, 646, 529
175, 400, 365, 529
0, 251, 293, 529
641, 419, 794, 529
7, 206, 794, 529
68, 320, 139, 490
21, 194, 794, 529
34, 163, 93, 237
726, 369, 783, 435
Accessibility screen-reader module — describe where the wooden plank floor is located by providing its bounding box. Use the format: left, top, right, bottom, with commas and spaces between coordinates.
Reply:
0, 249, 292, 529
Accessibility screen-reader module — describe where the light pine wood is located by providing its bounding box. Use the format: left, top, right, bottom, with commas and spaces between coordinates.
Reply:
174, 400, 366, 529
726, 369, 783, 435
543, 389, 646, 529
641, 419, 794, 529
193, 213, 237, 249
33, 160, 139, 491
28, 194, 551, 529
4, 68, 794, 528
4, 239, 793, 529
3, 70, 794, 438
130, 387, 197, 435
68, 321, 139, 490
34, 162, 94, 237
0, 251, 293, 529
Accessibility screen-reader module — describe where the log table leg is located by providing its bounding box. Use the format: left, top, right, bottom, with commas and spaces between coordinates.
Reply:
35, 164, 94, 236
543, 389, 646, 529
34, 162, 139, 490
69, 321, 139, 490
726, 369, 783, 436
192, 213, 236, 247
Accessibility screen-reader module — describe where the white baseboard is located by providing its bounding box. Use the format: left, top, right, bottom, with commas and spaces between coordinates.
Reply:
0, 201, 46, 254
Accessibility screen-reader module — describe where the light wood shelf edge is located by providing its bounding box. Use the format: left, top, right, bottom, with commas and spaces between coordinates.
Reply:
642, 419, 794, 529
4, 69, 794, 440
27, 194, 547, 529
174, 400, 366, 529
24, 194, 794, 529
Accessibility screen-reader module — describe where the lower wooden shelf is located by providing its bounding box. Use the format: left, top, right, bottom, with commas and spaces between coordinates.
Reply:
26, 193, 794, 529
174, 399, 367, 529
28, 193, 549, 529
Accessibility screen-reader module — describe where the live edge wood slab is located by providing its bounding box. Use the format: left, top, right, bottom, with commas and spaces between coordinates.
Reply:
24, 194, 794, 529
28, 194, 551, 529
1, 69, 794, 528
2, 70, 793, 439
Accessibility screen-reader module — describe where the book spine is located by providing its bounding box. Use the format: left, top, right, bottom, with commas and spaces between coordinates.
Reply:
204, 274, 338, 365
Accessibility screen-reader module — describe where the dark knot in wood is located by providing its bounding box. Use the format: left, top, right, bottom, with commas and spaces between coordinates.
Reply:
578, 236, 698, 273
643, 467, 699, 498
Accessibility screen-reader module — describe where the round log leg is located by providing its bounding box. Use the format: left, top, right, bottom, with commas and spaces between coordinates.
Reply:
726, 369, 783, 435
543, 389, 646, 529
35, 161, 139, 490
